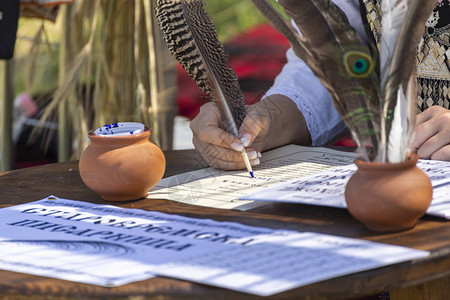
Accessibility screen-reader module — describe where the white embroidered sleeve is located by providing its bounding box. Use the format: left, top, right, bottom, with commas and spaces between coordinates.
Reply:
262, 0, 364, 146
264, 49, 347, 146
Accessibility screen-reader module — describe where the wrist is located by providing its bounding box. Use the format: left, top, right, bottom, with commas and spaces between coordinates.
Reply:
259, 94, 311, 151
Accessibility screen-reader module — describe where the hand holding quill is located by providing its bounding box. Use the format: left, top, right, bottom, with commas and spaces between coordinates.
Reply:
155, 0, 254, 176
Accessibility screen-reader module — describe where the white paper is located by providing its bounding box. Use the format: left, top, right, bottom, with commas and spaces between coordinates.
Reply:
241, 159, 450, 219
147, 145, 357, 210
0, 197, 430, 296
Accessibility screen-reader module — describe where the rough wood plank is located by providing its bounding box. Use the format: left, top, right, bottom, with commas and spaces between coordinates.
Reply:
0, 149, 449, 299
391, 275, 450, 300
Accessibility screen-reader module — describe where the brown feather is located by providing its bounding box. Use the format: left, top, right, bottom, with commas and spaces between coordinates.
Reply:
155, 0, 245, 131
257, 0, 381, 160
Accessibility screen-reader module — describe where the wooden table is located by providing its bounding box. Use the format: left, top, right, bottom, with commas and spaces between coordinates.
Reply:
0, 149, 449, 300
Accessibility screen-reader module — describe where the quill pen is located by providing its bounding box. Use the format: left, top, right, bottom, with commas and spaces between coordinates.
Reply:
254, 0, 381, 161
253, 0, 435, 162
380, 0, 436, 162
155, 0, 253, 176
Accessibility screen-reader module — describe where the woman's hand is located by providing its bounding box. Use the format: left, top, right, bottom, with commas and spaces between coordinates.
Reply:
190, 95, 311, 170
410, 106, 450, 161
190, 101, 259, 170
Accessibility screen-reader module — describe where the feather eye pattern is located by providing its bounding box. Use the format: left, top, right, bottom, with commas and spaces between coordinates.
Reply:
155, 0, 245, 134
255, 0, 381, 161
253, 0, 435, 162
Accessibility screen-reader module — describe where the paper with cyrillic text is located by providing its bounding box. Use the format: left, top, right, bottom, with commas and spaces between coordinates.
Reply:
0, 197, 272, 287
147, 145, 357, 210
0, 197, 429, 296
241, 159, 450, 219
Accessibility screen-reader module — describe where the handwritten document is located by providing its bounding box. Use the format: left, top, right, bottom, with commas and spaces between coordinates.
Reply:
241, 159, 450, 219
147, 145, 357, 210
0, 197, 428, 296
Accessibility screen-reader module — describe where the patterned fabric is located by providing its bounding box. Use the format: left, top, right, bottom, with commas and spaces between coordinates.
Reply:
360, 0, 382, 48
360, 0, 450, 112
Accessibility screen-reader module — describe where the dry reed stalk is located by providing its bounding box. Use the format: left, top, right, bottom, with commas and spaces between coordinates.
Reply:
143, 0, 160, 144
71, 95, 89, 158
144, 0, 177, 149
134, 0, 151, 128
37, 1, 99, 125
84, 0, 138, 126
34, 0, 178, 158
31, 0, 99, 159
26, 25, 43, 92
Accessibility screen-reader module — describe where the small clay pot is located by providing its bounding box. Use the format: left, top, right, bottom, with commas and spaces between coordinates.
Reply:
79, 123, 166, 201
344, 154, 432, 232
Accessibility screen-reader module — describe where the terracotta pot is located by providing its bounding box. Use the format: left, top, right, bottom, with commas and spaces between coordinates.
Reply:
344, 154, 432, 232
79, 123, 166, 201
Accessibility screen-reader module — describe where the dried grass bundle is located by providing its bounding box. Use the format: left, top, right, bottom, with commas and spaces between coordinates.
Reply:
30, 0, 177, 160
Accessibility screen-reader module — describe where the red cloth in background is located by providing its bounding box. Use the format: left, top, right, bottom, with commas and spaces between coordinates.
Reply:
333, 136, 357, 147
176, 23, 290, 120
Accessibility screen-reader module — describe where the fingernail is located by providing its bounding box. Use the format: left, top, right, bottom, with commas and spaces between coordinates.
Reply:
247, 150, 258, 160
250, 158, 260, 166
231, 142, 244, 151
257, 152, 262, 158
240, 133, 252, 147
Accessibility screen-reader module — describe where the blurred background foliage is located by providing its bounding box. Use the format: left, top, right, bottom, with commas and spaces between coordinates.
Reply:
206, 0, 271, 40
14, 0, 276, 97
9, 0, 283, 164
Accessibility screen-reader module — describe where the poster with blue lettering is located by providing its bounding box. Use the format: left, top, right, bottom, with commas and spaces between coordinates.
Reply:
0, 196, 430, 296
0, 196, 272, 287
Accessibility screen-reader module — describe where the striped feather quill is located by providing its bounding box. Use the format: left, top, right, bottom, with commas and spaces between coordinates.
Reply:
155, 0, 245, 134
381, 0, 436, 162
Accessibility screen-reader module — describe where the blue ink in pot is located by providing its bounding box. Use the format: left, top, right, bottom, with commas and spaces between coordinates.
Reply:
93, 122, 145, 137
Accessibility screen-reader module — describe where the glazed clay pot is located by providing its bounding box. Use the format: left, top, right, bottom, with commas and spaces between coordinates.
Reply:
344, 154, 432, 232
79, 123, 166, 201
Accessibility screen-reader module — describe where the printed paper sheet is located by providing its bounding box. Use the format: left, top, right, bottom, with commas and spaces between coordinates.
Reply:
241, 159, 450, 219
0, 196, 429, 296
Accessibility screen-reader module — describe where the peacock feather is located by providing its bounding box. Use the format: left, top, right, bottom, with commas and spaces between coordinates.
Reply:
252, 0, 436, 162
